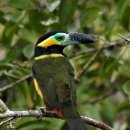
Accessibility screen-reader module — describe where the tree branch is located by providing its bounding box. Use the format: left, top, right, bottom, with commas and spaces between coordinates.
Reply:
73, 37, 130, 81
82, 116, 113, 130
0, 99, 113, 130
0, 99, 9, 112
70, 38, 130, 59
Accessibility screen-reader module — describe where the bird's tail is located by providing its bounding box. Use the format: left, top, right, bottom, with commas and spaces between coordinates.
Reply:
62, 103, 87, 130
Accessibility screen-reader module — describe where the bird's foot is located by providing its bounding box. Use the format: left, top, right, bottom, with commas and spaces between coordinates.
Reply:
37, 107, 46, 120
39, 107, 46, 113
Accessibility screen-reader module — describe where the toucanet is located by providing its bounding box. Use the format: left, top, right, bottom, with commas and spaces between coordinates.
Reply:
32, 31, 94, 130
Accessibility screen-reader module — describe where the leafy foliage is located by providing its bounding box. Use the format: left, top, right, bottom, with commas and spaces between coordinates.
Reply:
0, 0, 130, 130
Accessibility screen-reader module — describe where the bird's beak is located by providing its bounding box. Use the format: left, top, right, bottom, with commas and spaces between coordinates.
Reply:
62, 32, 95, 46
37, 37, 60, 47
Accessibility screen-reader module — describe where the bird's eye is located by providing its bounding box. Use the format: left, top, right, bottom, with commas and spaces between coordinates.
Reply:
55, 35, 65, 41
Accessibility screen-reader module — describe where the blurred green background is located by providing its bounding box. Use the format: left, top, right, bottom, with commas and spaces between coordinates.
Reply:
0, 0, 130, 130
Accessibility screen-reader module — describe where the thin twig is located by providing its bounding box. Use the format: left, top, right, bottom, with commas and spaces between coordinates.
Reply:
3, 71, 19, 79
0, 74, 32, 92
117, 34, 130, 42
0, 117, 15, 126
70, 39, 129, 59
0, 99, 9, 112
75, 49, 101, 80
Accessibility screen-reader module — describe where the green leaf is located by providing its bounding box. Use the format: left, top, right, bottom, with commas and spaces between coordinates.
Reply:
41, 17, 59, 26
105, 15, 118, 40
28, 12, 46, 33
3, 11, 24, 23
80, 4, 100, 26
23, 44, 34, 60
46, 0, 60, 12
15, 118, 63, 130
19, 28, 37, 43
119, 0, 130, 31
8, 0, 34, 9
6, 39, 27, 62
123, 81, 130, 95
100, 99, 116, 124
118, 63, 130, 78
58, 0, 78, 26
105, 0, 130, 39
1, 11, 26, 45
1, 21, 14, 45
0, 11, 6, 24
99, 57, 117, 80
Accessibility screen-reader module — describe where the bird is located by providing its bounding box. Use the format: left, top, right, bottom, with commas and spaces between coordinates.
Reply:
32, 31, 94, 130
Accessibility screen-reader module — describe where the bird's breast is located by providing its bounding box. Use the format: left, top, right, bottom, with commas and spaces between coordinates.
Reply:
33, 56, 74, 80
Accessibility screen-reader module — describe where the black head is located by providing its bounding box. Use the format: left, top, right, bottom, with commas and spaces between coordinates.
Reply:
34, 31, 95, 57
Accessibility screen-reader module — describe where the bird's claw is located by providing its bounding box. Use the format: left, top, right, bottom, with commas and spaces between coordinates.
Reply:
37, 107, 46, 121
39, 107, 46, 113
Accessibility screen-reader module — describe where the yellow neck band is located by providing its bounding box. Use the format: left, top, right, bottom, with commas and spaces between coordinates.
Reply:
34, 53, 64, 60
